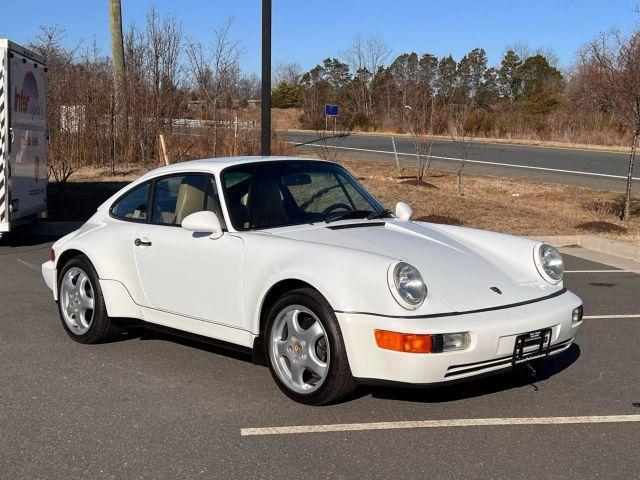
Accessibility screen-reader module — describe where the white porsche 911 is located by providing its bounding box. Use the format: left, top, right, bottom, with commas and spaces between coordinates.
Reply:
42, 156, 583, 405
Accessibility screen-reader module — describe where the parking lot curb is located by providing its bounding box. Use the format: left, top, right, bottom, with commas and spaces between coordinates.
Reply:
529, 234, 640, 263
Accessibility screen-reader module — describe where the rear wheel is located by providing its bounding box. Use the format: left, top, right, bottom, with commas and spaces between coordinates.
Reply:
266, 288, 358, 405
58, 256, 121, 343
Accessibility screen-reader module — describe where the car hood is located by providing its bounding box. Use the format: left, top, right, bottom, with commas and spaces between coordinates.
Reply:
269, 220, 556, 312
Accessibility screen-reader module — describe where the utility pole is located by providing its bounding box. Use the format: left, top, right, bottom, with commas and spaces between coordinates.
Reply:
261, 0, 271, 156
109, 0, 127, 165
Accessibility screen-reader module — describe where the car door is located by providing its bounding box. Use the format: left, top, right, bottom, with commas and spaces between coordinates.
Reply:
132, 173, 244, 328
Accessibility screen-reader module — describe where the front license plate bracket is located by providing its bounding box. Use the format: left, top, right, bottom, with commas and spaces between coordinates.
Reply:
512, 328, 552, 365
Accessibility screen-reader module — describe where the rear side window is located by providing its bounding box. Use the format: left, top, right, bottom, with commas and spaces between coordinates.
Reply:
111, 182, 150, 221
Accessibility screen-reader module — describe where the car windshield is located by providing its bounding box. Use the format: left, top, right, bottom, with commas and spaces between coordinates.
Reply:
221, 160, 387, 230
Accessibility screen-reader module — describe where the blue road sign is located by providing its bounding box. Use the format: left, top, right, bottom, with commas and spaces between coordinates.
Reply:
325, 104, 339, 117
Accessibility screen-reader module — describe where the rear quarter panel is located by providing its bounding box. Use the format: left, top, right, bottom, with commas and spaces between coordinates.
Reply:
53, 213, 146, 305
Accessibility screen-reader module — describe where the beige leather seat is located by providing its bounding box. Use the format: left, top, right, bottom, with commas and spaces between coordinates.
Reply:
206, 189, 227, 230
175, 181, 205, 224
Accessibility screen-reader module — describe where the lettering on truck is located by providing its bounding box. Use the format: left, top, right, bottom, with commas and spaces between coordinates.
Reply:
13, 71, 43, 117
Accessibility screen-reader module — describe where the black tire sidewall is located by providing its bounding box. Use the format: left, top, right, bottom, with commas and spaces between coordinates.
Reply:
265, 288, 353, 405
57, 256, 108, 344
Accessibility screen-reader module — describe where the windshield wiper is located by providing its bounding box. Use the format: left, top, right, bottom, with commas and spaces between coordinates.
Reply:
324, 209, 373, 224
366, 208, 393, 220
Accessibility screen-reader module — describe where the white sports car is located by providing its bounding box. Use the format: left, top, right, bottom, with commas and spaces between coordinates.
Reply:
42, 156, 583, 405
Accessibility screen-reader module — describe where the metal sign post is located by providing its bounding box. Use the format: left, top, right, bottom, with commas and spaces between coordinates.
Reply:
261, 0, 271, 156
325, 104, 339, 132
391, 137, 400, 168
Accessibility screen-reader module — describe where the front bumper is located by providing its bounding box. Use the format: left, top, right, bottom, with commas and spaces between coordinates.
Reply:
336, 290, 582, 385
41, 260, 57, 300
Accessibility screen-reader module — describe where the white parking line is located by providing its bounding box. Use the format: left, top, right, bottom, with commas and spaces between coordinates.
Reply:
584, 314, 640, 319
241, 414, 640, 436
289, 142, 640, 181
564, 270, 633, 273
16, 258, 39, 272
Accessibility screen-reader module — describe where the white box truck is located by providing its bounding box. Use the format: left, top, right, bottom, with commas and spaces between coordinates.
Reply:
0, 39, 48, 240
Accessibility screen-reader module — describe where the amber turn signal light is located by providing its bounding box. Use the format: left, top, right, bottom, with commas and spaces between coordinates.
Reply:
374, 330, 432, 353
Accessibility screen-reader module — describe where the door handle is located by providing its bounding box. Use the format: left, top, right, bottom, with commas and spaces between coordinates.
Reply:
134, 238, 152, 247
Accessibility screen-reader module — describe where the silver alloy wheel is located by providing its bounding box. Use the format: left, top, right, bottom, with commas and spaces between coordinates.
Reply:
60, 267, 95, 335
269, 304, 330, 394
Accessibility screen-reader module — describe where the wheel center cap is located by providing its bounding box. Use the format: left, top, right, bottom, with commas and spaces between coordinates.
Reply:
294, 343, 303, 355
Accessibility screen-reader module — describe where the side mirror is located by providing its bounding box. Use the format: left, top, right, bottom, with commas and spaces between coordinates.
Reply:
395, 202, 413, 221
182, 211, 223, 239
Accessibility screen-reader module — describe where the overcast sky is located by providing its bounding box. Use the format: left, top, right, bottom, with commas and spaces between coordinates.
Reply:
1, 0, 638, 73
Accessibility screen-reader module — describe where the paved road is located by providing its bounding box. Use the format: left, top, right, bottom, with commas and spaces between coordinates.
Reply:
2, 227, 640, 479
284, 131, 639, 191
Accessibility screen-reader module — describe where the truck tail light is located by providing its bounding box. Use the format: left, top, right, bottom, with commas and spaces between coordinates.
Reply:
50, 248, 56, 263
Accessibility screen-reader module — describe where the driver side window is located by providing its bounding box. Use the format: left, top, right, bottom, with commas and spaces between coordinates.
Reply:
151, 174, 226, 228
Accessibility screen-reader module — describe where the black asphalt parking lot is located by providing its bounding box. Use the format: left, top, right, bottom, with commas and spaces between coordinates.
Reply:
1, 229, 639, 479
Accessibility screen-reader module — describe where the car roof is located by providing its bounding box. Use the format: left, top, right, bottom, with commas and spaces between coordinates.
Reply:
138, 156, 331, 180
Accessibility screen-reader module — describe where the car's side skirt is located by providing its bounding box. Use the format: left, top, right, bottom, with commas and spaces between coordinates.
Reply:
140, 306, 256, 349
99, 278, 257, 349
139, 321, 255, 359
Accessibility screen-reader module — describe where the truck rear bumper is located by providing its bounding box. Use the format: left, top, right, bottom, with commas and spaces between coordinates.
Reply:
41, 260, 57, 300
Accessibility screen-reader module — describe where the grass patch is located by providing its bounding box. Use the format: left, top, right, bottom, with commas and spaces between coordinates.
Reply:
341, 159, 640, 244
47, 159, 640, 245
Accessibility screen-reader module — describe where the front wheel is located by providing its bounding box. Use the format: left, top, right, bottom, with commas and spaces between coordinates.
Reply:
266, 288, 358, 405
58, 255, 121, 343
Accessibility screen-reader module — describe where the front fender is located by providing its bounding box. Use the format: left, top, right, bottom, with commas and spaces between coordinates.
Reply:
241, 233, 453, 333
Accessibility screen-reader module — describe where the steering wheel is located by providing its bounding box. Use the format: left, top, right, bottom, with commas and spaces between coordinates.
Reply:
322, 203, 352, 216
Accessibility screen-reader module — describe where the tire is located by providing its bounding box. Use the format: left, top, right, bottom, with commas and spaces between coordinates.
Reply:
57, 255, 121, 344
265, 287, 358, 405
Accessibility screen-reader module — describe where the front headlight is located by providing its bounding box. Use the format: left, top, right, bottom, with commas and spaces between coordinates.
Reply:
534, 244, 564, 284
388, 262, 427, 310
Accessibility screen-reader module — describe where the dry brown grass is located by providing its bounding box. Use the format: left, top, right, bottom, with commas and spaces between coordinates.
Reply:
52, 157, 640, 245
342, 159, 640, 244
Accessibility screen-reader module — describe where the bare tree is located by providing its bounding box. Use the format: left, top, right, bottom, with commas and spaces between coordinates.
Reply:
580, 27, 640, 221
404, 105, 435, 183
122, 9, 185, 165
534, 46, 560, 67
186, 17, 244, 156
274, 61, 303, 87
314, 125, 348, 163
30, 27, 81, 185
144, 8, 184, 158
505, 42, 532, 62
450, 101, 474, 195
343, 33, 391, 118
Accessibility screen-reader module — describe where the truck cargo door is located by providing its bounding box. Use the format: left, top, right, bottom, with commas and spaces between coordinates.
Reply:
9, 50, 47, 221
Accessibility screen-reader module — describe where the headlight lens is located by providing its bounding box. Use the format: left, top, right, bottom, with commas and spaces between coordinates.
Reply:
389, 262, 427, 309
536, 244, 564, 283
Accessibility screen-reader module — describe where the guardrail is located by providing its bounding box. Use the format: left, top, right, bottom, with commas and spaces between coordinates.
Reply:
170, 118, 256, 128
